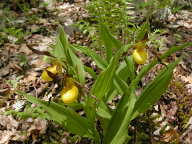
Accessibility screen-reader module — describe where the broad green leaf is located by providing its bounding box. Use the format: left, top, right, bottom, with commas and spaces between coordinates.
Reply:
97, 101, 112, 119
102, 42, 191, 144
84, 95, 96, 123
128, 42, 192, 89
17, 91, 99, 142
110, 45, 133, 96
58, 26, 73, 64
53, 26, 85, 83
103, 90, 136, 144
131, 58, 181, 119
91, 48, 123, 99
109, 56, 134, 99
112, 61, 129, 95
84, 66, 97, 79
116, 61, 130, 80
160, 42, 192, 59
91, 57, 117, 99
52, 36, 66, 60
68, 48, 85, 84
113, 74, 129, 95
100, 24, 122, 62
52, 26, 72, 64
72, 45, 107, 70
125, 56, 135, 81
135, 22, 150, 41
106, 89, 118, 102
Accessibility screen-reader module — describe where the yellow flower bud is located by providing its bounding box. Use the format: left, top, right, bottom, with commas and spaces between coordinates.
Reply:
60, 84, 79, 104
132, 48, 148, 64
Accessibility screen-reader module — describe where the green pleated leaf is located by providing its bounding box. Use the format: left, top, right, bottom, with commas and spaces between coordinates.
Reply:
103, 44, 188, 144
53, 25, 72, 64
53, 26, 85, 83
72, 45, 107, 70
52, 34, 66, 61
113, 74, 129, 95
91, 48, 123, 99
109, 55, 134, 99
116, 60, 130, 81
135, 22, 150, 41
160, 42, 192, 59
68, 48, 85, 84
97, 100, 112, 119
83, 94, 97, 123
84, 66, 97, 79
17, 91, 100, 142
103, 90, 136, 144
131, 58, 181, 119
100, 24, 122, 62
125, 56, 135, 81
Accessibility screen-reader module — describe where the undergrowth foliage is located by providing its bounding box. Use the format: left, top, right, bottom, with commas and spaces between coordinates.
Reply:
5, 0, 192, 143
16, 23, 192, 143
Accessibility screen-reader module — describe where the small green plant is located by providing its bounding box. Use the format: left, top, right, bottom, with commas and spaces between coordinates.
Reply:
7, 76, 23, 89
8, 0, 39, 12
16, 22, 192, 144
17, 54, 29, 68
5, 103, 50, 120
82, 0, 136, 46
17, 2, 30, 12
3, 27, 28, 43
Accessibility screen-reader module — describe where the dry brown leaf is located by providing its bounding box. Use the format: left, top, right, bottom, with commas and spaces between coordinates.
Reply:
0, 66, 10, 77
0, 115, 19, 130
22, 71, 38, 83
19, 44, 32, 55
0, 130, 16, 144
27, 118, 47, 134
161, 129, 179, 143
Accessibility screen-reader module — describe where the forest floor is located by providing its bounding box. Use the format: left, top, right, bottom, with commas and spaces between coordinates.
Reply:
0, 1, 192, 144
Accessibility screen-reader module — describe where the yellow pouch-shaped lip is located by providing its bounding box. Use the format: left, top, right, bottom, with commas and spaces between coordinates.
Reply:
60, 84, 79, 104
132, 48, 148, 64
41, 70, 53, 81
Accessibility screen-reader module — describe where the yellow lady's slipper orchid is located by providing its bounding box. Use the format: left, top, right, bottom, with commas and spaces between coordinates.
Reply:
41, 70, 53, 81
41, 64, 62, 81
51, 61, 63, 74
60, 78, 79, 104
60, 84, 79, 104
134, 41, 147, 50
132, 48, 148, 64
46, 65, 58, 74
